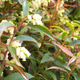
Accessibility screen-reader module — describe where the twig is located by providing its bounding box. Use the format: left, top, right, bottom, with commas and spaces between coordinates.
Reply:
67, 61, 76, 80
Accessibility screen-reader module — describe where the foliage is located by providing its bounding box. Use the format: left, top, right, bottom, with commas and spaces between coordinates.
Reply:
0, 0, 80, 80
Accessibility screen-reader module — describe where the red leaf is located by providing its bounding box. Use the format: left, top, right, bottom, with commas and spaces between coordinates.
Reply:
67, 57, 76, 66
46, 66, 68, 74
52, 41, 74, 57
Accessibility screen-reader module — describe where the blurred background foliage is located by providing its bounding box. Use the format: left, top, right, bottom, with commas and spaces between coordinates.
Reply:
0, 0, 80, 80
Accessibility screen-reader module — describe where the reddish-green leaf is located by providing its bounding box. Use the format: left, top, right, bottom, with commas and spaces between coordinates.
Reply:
76, 57, 80, 68
46, 66, 68, 74
52, 41, 74, 57
0, 42, 7, 49
67, 57, 76, 66
7, 61, 29, 80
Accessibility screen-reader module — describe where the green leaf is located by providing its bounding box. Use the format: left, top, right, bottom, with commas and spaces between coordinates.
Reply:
0, 21, 15, 36
73, 7, 80, 19
74, 36, 80, 40
40, 32, 44, 39
8, 46, 24, 68
16, 35, 38, 44
20, 27, 28, 34
53, 58, 71, 71
27, 24, 54, 40
23, 0, 29, 17
5, 62, 29, 80
1, 34, 9, 41
41, 53, 54, 63
62, 31, 68, 39
44, 71, 57, 80
51, 26, 64, 32
3, 72, 34, 80
70, 40, 80, 45
73, 73, 80, 80
64, 21, 74, 32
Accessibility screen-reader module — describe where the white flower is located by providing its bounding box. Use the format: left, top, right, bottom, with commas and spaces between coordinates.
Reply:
16, 47, 20, 56
4, 27, 14, 34
28, 15, 32, 21
42, 0, 48, 6
35, 0, 41, 6
20, 47, 31, 57
28, 14, 43, 25
6, 39, 21, 48
36, 20, 43, 25
11, 40, 21, 48
10, 66, 13, 70
16, 47, 31, 61
33, 14, 42, 20
32, 1, 39, 9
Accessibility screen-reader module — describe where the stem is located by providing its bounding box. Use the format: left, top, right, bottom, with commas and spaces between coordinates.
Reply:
39, 35, 47, 51
39, 0, 59, 51
49, 0, 59, 29
9, 22, 23, 45
67, 62, 76, 80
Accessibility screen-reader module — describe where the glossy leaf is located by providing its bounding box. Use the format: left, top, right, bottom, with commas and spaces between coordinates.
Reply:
0, 22, 15, 36
23, 0, 29, 17
20, 27, 28, 34
70, 40, 80, 45
51, 26, 64, 32
6, 61, 29, 80
52, 41, 74, 57
16, 35, 38, 44
27, 24, 54, 40
53, 57, 71, 71
41, 53, 54, 63
67, 57, 76, 66
3, 72, 34, 80
62, 31, 68, 39
44, 71, 57, 80
73, 7, 80, 19
46, 66, 68, 74
73, 73, 80, 80
8, 46, 24, 68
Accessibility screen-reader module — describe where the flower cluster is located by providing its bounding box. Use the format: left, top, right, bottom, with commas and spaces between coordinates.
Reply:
6, 38, 31, 61
32, 0, 54, 9
16, 47, 31, 61
28, 14, 43, 25
4, 27, 14, 34
0, 20, 15, 35
57, 0, 65, 16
